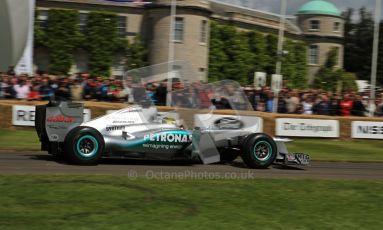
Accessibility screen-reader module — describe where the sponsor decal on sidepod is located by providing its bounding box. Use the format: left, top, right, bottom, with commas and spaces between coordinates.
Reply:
144, 133, 192, 143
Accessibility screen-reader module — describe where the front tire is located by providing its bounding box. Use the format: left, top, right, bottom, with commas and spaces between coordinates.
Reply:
64, 127, 104, 165
241, 133, 277, 169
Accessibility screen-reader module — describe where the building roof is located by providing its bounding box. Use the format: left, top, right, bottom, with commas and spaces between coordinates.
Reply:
297, 0, 341, 17
39, 0, 147, 8
209, 0, 302, 35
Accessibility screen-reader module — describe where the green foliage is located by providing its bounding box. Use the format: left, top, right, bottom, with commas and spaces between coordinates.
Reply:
343, 8, 357, 74
208, 22, 228, 82
43, 9, 83, 75
126, 36, 149, 70
220, 26, 255, 85
343, 7, 383, 85
353, 7, 374, 79
34, 12, 46, 48
208, 22, 307, 87
33, 9, 148, 76
247, 30, 267, 77
264, 34, 278, 75
341, 72, 358, 92
279, 40, 307, 89
324, 46, 339, 68
315, 63, 357, 92
85, 12, 120, 77
315, 67, 342, 91
291, 42, 308, 89
314, 48, 342, 91
280, 40, 295, 84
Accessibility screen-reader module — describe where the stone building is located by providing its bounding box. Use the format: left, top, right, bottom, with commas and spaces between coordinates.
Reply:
296, 0, 344, 83
34, 0, 344, 83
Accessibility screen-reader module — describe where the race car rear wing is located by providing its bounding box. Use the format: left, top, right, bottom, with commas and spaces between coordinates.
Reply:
35, 101, 84, 146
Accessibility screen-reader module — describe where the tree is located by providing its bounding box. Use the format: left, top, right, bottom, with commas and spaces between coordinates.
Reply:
34, 9, 137, 77
314, 48, 342, 91
343, 8, 357, 73
264, 34, 278, 76
355, 7, 374, 79
343, 7, 374, 80
126, 36, 148, 70
281, 40, 296, 85
208, 21, 307, 86
291, 41, 308, 89
341, 72, 358, 92
208, 22, 228, 82
34, 11, 46, 48
281, 40, 308, 89
85, 12, 121, 77
220, 26, 255, 84
44, 9, 83, 75
247, 31, 267, 77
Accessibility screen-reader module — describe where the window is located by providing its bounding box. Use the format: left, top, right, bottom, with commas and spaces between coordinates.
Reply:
173, 65, 182, 71
199, 68, 206, 80
333, 22, 341, 32
174, 17, 184, 42
117, 16, 127, 37
79, 13, 88, 33
309, 45, 319, 65
37, 10, 48, 30
200, 20, 208, 44
309, 20, 320, 31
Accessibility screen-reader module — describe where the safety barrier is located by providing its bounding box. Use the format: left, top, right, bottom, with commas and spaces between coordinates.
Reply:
1, 100, 383, 139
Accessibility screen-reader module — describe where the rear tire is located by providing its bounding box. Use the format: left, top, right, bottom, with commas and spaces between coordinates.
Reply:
64, 127, 104, 165
241, 133, 277, 169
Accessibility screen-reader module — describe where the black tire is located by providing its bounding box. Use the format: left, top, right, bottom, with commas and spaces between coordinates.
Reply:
64, 126, 104, 165
241, 133, 277, 169
219, 148, 240, 163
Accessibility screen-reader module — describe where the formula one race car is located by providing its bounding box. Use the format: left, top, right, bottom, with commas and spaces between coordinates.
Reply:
34, 62, 310, 169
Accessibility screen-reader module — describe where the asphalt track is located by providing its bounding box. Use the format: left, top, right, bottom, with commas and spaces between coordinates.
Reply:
0, 151, 382, 180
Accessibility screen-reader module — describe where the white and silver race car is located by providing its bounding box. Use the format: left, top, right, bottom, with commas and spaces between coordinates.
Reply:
35, 62, 310, 168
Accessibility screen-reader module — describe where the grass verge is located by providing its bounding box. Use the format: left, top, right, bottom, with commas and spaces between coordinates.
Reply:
0, 128, 40, 151
0, 128, 383, 162
0, 176, 382, 230
286, 138, 383, 162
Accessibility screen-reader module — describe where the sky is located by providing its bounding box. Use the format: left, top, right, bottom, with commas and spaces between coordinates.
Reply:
220, 0, 378, 19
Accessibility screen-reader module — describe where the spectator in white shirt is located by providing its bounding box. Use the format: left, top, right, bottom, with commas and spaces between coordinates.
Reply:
13, 80, 30, 99
302, 96, 313, 115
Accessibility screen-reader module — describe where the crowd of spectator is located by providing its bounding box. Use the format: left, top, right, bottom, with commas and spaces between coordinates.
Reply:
0, 72, 138, 103
1, 70, 383, 117
243, 86, 383, 117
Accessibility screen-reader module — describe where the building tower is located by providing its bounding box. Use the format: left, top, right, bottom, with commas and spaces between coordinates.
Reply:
296, 0, 344, 84
147, 0, 212, 81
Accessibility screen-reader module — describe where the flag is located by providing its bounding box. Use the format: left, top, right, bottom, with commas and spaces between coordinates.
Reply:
15, 0, 35, 75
